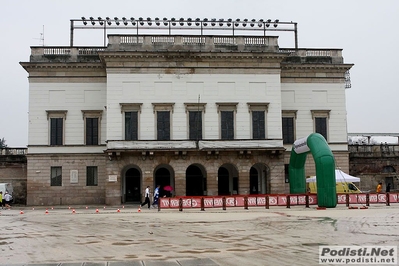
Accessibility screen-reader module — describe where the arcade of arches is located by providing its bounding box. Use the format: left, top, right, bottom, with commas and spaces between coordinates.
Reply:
120, 163, 271, 203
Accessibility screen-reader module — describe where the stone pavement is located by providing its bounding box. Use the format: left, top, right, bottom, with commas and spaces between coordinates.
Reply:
4, 258, 219, 266
1, 204, 398, 266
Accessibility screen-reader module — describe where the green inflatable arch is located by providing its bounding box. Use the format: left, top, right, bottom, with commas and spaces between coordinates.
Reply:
289, 133, 337, 208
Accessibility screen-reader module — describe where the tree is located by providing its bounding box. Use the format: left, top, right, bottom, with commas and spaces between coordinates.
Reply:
0, 138, 7, 148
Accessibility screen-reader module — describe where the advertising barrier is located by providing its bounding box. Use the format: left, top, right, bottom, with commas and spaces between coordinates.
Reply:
159, 192, 399, 211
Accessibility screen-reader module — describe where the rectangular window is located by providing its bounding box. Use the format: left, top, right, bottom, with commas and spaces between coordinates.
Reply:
86, 166, 98, 186
50, 118, 63, 145
189, 111, 202, 140
221, 111, 234, 140
284, 164, 290, 183
315, 117, 328, 140
282, 117, 295, 144
86, 117, 99, 145
51, 166, 62, 186
157, 111, 170, 140
252, 111, 265, 139
125, 111, 138, 141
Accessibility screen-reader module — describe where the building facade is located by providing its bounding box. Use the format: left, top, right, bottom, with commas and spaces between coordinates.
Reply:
20, 18, 353, 206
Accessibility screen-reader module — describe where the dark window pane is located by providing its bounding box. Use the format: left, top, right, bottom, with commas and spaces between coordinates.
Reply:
51, 166, 62, 186
157, 111, 170, 140
86, 118, 99, 145
315, 117, 327, 140
284, 164, 290, 183
125, 112, 138, 141
50, 118, 63, 145
189, 111, 202, 140
86, 166, 98, 186
252, 111, 265, 139
221, 111, 234, 140
282, 117, 295, 144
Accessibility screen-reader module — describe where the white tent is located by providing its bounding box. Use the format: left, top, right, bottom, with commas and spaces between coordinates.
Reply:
306, 169, 360, 183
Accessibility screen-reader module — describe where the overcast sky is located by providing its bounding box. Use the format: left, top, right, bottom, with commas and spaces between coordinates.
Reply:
1, 0, 398, 147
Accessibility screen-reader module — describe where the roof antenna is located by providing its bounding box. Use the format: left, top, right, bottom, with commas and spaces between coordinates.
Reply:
34, 25, 45, 46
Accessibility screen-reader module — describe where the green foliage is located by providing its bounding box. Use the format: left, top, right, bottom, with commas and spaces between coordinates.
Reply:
0, 138, 7, 148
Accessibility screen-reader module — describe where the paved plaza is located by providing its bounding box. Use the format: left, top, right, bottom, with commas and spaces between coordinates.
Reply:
0, 204, 398, 266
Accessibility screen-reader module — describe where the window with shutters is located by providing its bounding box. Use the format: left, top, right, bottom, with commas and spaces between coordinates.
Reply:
157, 111, 170, 140
252, 111, 265, 139
221, 111, 234, 140
216, 103, 238, 140
125, 112, 138, 141
46, 110, 67, 146
185, 103, 206, 140
189, 111, 202, 140
51, 166, 62, 186
82, 110, 102, 145
247, 103, 269, 140
120, 103, 142, 141
282, 110, 297, 144
86, 166, 98, 186
311, 110, 330, 141
152, 103, 174, 141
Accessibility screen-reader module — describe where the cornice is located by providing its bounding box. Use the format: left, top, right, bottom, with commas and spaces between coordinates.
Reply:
281, 63, 354, 71
20, 62, 104, 71
99, 51, 287, 61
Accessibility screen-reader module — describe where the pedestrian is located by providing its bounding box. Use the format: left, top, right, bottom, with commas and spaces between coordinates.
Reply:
376, 182, 382, 193
141, 186, 151, 209
386, 183, 391, 193
0, 191, 3, 209
4, 191, 12, 209
152, 185, 160, 208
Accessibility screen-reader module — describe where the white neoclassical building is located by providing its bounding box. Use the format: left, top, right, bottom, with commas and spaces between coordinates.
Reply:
20, 17, 353, 206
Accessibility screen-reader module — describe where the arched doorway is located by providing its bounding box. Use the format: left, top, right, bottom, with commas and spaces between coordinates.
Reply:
250, 163, 269, 194
186, 164, 207, 196
154, 166, 175, 197
218, 164, 239, 195
124, 167, 141, 203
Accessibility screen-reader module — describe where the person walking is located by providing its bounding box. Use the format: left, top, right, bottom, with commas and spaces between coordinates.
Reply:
386, 183, 391, 193
4, 191, 11, 209
0, 191, 3, 210
376, 182, 382, 193
152, 185, 160, 208
141, 186, 151, 209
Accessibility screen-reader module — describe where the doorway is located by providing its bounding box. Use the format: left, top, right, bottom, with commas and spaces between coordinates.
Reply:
186, 164, 206, 196
124, 168, 141, 203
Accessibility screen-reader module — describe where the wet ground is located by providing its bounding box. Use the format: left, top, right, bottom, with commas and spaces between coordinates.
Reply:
0, 204, 398, 265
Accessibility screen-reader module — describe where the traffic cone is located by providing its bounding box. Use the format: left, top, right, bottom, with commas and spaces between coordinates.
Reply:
20, 210, 24, 214
103, 206, 106, 209
95, 208, 99, 213
51, 207, 54, 210
72, 209, 76, 214
117, 209, 120, 213
68, 206, 70, 210
45, 209, 49, 214
86, 206, 88, 209
122, 205, 125, 209
32, 207, 35, 211
138, 206, 141, 212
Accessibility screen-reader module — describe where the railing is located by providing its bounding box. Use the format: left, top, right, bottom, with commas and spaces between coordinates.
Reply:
0, 148, 27, 155
30, 37, 341, 63
349, 144, 399, 157
159, 192, 399, 211
32, 47, 105, 56
109, 35, 280, 52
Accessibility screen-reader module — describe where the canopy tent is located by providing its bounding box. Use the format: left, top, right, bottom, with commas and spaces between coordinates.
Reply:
306, 169, 360, 183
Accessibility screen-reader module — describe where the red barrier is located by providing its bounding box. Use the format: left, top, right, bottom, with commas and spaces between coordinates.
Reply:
158, 193, 399, 210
